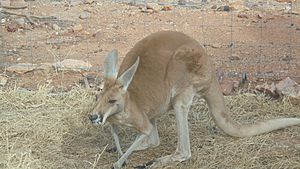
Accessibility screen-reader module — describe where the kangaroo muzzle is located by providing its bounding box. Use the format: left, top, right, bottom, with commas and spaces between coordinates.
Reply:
89, 114, 104, 124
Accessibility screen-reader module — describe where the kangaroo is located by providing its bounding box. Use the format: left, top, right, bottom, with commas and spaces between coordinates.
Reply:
88, 31, 300, 169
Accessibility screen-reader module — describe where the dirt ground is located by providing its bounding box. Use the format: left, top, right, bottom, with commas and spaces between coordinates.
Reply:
1, 0, 300, 91
0, 0, 300, 169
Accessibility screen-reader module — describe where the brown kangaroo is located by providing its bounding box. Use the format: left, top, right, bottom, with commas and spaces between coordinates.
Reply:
88, 31, 300, 169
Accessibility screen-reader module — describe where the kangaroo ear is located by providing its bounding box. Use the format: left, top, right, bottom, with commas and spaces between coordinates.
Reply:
117, 57, 140, 91
104, 49, 118, 79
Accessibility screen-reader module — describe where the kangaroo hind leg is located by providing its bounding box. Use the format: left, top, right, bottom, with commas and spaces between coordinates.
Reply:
148, 86, 194, 168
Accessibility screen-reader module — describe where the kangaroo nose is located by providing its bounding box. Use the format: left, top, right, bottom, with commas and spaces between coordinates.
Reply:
89, 114, 99, 121
89, 114, 104, 123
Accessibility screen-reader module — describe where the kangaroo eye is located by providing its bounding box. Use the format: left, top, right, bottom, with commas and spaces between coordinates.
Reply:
108, 99, 117, 104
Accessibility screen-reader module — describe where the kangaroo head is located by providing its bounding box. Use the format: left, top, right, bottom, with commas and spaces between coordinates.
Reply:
89, 50, 139, 125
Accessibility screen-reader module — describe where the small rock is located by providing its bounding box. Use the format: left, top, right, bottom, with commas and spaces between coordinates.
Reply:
72, 24, 83, 32
15, 18, 25, 27
233, 80, 240, 89
139, 3, 159, 14
79, 11, 90, 19
147, 3, 161, 11
0, 75, 8, 86
217, 5, 231, 12
7, 63, 38, 73
256, 82, 279, 98
210, 44, 222, 48
53, 59, 92, 71
69, 0, 82, 6
216, 68, 225, 83
51, 1, 62, 6
84, 0, 94, 4
6, 21, 19, 32
237, 12, 249, 19
92, 30, 102, 38
276, 77, 300, 97
220, 80, 234, 96
52, 24, 60, 31
229, 54, 240, 61
276, 77, 300, 105
257, 11, 265, 19
178, 0, 187, 5
211, 5, 217, 9
276, 0, 297, 2
1, 18, 6, 24
161, 6, 172, 11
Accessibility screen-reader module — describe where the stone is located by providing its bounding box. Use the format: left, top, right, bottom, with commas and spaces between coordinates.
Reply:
52, 24, 60, 31
79, 11, 90, 19
1, 18, 6, 24
211, 5, 217, 9
72, 24, 83, 32
161, 6, 172, 11
237, 12, 249, 19
276, 0, 297, 2
216, 68, 225, 83
84, 0, 94, 4
229, 54, 240, 60
233, 80, 240, 89
6, 21, 19, 32
217, 5, 231, 11
53, 59, 92, 71
276, 77, 300, 99
15, 18, 25, 27
92, 30, 102, 38
257, 12, 264, 19
139, 3, 160, 14
0, 75, 8, 86
210, 44, 222, 48
147, 3, 161, 11
220, 80, 234, 96
256, 82, 279, 98
69, 0, 82, 6
178, 0, 187, 5
7, 63, 38, 73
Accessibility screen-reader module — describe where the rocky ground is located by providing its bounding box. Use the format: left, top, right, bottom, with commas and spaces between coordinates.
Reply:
1, 0, 300, 98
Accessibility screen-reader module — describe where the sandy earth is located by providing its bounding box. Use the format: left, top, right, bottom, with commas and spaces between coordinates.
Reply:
1, 0, 300, 91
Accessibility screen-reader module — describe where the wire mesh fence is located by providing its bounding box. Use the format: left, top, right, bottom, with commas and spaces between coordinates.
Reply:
0, 0, 300, 90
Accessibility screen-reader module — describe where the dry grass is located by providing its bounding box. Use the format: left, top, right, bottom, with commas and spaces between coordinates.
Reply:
0, 87, 299, 169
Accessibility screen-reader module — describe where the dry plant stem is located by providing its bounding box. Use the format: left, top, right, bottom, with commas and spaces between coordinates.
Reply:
1, 9, 57, 25
1, 5, 27, 9
92, 144, 108, 169
1, 10, 56, 19
1, 10, 35, 25
83, 76, 91, 89
0, 87, 299, 169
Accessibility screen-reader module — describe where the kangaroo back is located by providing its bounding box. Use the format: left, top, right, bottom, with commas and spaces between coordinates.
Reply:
117, 31, 212, 119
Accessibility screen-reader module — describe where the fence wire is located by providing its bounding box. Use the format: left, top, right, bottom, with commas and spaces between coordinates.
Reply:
0, 0, 300, 91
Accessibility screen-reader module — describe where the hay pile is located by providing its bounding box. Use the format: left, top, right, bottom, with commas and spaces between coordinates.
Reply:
0, 87, 299, 169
